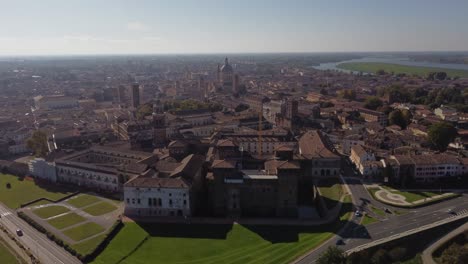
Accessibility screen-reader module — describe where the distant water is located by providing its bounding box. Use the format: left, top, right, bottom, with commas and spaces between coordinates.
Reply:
313, 56, 468, 73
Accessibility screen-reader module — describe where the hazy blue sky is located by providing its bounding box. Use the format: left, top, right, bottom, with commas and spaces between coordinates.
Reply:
1, 0, 467, 55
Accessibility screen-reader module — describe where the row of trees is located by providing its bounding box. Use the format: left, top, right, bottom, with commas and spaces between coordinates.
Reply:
317, 246, 420, 264
378, 85, 468, 112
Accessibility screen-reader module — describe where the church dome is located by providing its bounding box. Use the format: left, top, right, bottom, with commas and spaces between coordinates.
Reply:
220, 57, 233, 73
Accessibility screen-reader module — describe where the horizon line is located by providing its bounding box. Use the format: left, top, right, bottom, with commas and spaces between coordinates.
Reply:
1, 50, 468, 58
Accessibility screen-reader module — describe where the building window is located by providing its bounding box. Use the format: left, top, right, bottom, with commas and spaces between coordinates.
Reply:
137, 199, 141, 204
169, 199, 172, 205
126, 198, 130, 203
148, 198, 152, 206
183, 200, 187, 205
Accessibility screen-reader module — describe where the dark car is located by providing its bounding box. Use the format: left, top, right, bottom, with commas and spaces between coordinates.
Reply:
336, 239, 345, 245
16, 229, 23, 236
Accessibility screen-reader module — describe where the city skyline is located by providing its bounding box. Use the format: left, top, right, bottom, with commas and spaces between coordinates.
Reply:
1, 0, 468, 55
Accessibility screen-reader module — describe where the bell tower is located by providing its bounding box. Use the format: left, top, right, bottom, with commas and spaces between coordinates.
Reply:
152, 102, 167, 147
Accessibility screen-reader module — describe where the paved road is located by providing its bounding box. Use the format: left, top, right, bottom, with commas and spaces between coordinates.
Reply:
295, 178, 468, 264
0, 203, 81, 264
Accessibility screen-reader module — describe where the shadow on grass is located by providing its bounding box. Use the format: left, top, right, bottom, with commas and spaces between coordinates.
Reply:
131, 196, 362, 244
136, 222, 234, 240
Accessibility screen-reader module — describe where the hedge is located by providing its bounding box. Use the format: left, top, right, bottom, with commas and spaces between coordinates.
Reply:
17, 211, 124, 263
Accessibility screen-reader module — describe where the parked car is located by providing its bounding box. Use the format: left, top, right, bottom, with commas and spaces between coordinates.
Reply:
16, 229, 23, 236
355, 210, 362, 217
336, 239, 345, 245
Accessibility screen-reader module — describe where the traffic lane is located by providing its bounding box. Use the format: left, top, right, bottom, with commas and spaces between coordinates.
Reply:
340, 197, 468, 250
297, 194, 468, 263
0, 204, 81, 264
295, 215, 362, 263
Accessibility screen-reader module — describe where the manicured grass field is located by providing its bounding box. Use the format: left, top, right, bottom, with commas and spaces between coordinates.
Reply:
382, 186, 440, 203
63, 222, 105, 242
0, 174, 73, 209
33, 205, 70, 219
28, 200, 50, 207
337, 62, 468, 78
317, 178, 343, 209
93, 196, 353, 264
361, 214, 378, 226
83, 202, 118, 216
47, 212, 87, 230
370, 206, 385, 216
73, 234, 107, 256
67, 194, 101, 208
0, 237, 23, 264
92, 224, 148, 264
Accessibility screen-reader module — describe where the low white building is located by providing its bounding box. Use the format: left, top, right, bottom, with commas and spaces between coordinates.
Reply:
54, 146, 155, 193
29, 158, 57, 182
55, 162, 120, 192
34, 95, 78, 110
124, 177, 191, 217
123, 154, 205, 217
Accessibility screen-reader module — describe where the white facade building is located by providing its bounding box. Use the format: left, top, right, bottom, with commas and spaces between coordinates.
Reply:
124, 178, 191, 217
34, 95, 79, 110
29, 158, 57, 182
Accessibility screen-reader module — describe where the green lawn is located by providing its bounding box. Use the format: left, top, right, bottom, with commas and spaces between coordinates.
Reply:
382, 186, 440, 203
0, 174, 73, 209
337, 62, 468, 78
317, 178, 343, 209
370, 206, 385, 216
73, 234, 107, 256
92, 224, 149, 264
93, 196, 353, 264
47, 212, 87, 230
63, 222, 106, 242
0, 238, 23, 264
27, 200, 51, 207
33, 205, 70, 219
83, 202, 118, 216
67, 194, 101, 208
361, 214, 378, 226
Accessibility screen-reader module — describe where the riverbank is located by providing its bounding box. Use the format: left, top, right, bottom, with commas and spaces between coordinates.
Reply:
337, 62, 468, 78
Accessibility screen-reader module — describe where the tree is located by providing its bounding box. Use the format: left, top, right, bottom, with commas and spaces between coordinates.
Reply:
338, 89, 356, 100
388, 110, 411, 129
401, 109, 412, 124
371, 249, 391, 264
364, 96, 383, 110
136, 104, 153, 120
26, 130, 48, 158
428, 122, 458, 151
235, 103, 249, 112
317, 246, 347, 264
377, 69, 386, 75
388, 110, 404, 128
